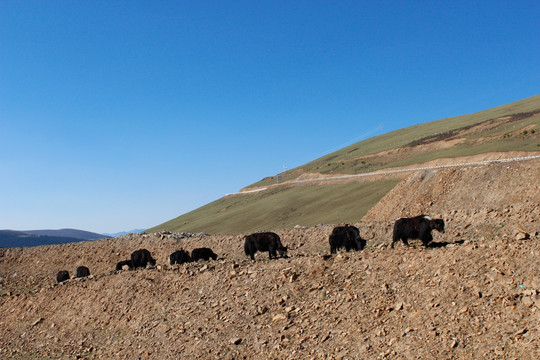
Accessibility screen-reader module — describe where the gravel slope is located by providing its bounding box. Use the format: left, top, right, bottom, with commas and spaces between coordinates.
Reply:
0, 158, 538, 359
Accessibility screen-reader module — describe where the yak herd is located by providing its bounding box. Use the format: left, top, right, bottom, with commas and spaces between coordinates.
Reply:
56, 215, 445, 283
55, 266, 90, 283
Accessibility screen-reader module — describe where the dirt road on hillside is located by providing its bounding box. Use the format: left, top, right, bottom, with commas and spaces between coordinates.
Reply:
233, 151, 540, 195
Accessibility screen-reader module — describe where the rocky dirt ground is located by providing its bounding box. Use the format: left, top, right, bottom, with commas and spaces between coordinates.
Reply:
0, 156, 539, 359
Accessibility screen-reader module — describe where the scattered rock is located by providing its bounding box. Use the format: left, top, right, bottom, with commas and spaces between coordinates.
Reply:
272, 314, 287, 322
521, 296, 534, 307
513, 229, 530, 240
402, 328, 413, 336
257, 306, 268, 315
230, 337, 242, 345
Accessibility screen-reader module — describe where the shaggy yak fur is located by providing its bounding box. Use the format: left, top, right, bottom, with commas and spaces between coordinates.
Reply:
115, 260, 133, 271
391, 215, 445, 248
130, 249, 156, 268
329, 225, 366, 254
56, 270, 70, 283
191, 247, 218, 261
169, 249, 192, 265
244, 232, 288, 260
76, 266, 90, 278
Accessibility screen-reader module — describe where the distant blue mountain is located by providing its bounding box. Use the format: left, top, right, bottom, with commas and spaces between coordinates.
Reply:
102, 229, 146, 237
0, 229, 105, 248
24, 228, 104, 240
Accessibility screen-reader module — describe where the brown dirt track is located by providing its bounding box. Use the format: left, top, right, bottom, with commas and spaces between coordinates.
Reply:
1, 156, 539, 359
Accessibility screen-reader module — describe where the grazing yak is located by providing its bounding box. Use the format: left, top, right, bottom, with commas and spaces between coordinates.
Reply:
329, 225, 366, 254
244, 232, 288, 260
115, 259, 133, 271
130, 249, 156, 268
191, 247, 218, 261
169, 249, 192, 265
391, 215, 445, 248
56, 270, 70, 283
76, 266, 90, 278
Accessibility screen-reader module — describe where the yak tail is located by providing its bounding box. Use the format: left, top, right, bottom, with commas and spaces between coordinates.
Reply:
244, 237, 250, 255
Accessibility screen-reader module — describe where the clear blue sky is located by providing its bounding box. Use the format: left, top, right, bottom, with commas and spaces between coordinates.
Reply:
1, 1, 539, 234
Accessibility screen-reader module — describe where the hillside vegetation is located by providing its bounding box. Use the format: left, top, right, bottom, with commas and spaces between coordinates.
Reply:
149, 95, 540, 234
253, 94, 540, 185
150, 180, 399, 234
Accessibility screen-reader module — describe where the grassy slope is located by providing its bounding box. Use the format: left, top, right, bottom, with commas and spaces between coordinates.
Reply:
317, 94, 540, 160
251, 95, 540, 186
149, 95, 540, 234
147, 179, 399, 234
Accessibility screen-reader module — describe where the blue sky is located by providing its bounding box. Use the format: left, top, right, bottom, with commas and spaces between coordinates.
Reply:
1, 1, 539, 234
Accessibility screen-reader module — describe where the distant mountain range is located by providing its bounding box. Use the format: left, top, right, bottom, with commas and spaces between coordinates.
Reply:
0, 228, 106, 248
102, 229, 146, 237
24, 229, 105, 240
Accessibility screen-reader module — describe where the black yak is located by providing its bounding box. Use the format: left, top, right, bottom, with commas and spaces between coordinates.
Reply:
169, 249, 192, 265
76, 266, 90, 278
244, 232, 288, 260
130, 249, 156, 268
56, 270, 70, 283
391, 215, 445, 248
115, 260, 133, 271
191, 247, 218, 261
329, 225, 366, 254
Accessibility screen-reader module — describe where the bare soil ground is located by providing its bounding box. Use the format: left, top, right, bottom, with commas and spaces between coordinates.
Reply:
1, 158, 539, 359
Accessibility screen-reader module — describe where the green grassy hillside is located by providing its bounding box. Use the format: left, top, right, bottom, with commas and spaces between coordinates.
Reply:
251, 94, 540, 187
147, 180, 399, 234
148, 95, 540, 234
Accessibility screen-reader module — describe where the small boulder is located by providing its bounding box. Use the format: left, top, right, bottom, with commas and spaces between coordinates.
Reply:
513, 229, 530, 240
230, 337, 242, 345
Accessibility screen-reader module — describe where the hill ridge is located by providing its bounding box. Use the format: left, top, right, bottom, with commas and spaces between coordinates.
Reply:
147, 94, 539, 234
0, 228, 105, 248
